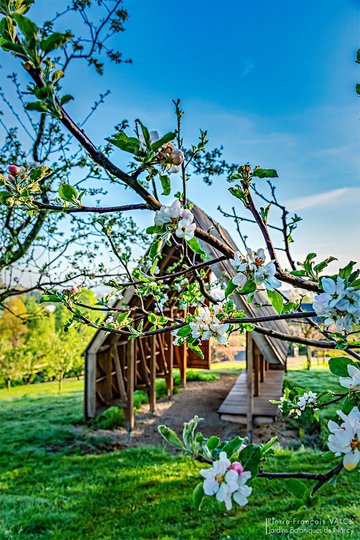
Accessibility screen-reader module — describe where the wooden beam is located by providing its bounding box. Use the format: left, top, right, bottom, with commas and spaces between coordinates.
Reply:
254, 347, 260, 397
166, 333, 174, 396
181, 344, 187, 386
149, 335, 157, 412
113, 345, 127, 402
85, 352, 97, 419
246, 332, 254, 442
125, 340, 135, 432
260, 354, 265, 383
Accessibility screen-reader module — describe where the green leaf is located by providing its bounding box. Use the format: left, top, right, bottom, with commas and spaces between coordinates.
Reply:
151, 131, 176, 151
158, 425, 184, 449
328, 356, 356, 377
0, 191, 13, 205
313, 256, 337, 275
260, 436, 278, 455
176, 324, 192, 337
206, 436, 220, 451
51, 69, 64, 83
137, 120, 151, 149
146, 225, 164, 235
25, 101, 48, 113
60, 94, 74, 106
259, 203, 271, 224
267, 289, 284, 314
116, 311, 131, 325
0, 40, 25, 54
228, 186, 248, 204
356, 49, 360, 64
253, 168, 278, 178
285, 479, 308, 500
187, 342, 204, 359
12, 13, 38, 43
223, 436, 245, 459
192, 482, 205, 509
40, 32, 72, 54
160, 174, 171, 195
58, 183, 78, 203
356, 84, 360, 96
149, 237, 163, 260
186, 237, 207, 260
29, 166, 51, 181
148, 312, 157, 323
12, 0, 34, 14
290, 269, 307, 277
225, 279, 237, 298
238, 444, 262, 476
106, 131, 141, 155
238, 280, 257, 295
182, 416, 203, 450
339, 261, 356, 280
40, 294, 61, 303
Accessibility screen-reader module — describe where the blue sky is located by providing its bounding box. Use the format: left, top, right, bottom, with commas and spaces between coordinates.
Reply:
1, 0, 359, 269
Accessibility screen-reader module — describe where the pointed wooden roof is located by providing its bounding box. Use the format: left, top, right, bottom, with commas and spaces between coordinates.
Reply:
86, 204, 289, 364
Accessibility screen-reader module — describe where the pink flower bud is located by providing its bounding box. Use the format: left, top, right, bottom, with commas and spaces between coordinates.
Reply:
8, 165, 20, 176
69, 286, 80, 294
231, 461, 244, 475
169, 149, 184, 166
161, 142, 175, 154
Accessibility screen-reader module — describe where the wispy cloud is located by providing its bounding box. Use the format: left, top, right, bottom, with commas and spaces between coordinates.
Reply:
241, 61, 255, 77
287, 187, 360, 211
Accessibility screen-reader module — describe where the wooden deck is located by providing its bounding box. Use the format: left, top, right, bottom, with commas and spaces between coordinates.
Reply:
218, 370, 284, 424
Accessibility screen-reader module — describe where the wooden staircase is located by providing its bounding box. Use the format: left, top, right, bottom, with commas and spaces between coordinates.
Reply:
218, 369, 284, 425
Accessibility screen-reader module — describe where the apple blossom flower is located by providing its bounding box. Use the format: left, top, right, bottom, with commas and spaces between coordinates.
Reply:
231, 251, 248, 274
297, 390, 317, 411
153, 201, 195, 240
254, 261, 281, 290
313, 277, 360, 332
211, 288, 225, 302
154, 200, 183, 226
232, 469, 252, 507
327, 406, 360, 471
231, 248, 280, 292
246, 247, 266, 269
200, 452, 239, 510
200, 453, 252, 510
209, 322, 230, 344
339, 364, 360, 391
175, 218, 196, 240
232, 271, 247, 288
321, 277, 346, 307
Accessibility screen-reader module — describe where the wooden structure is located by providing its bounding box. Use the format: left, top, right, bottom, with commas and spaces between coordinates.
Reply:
84, 205, 289, 433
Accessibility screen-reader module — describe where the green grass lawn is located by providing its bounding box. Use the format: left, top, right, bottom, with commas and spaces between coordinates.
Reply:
0, 372, 359, 539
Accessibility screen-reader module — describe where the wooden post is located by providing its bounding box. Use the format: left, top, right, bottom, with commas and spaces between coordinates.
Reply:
246, 332, 254, 442
149, 335, 157, 413
180, 344, 187, 386
254, 347, 260, 397
260, 354, 265, 383
167, 333, 174, 396
126, 340, 135, 432
113, 344, 127, 402
85, 352, 97, 419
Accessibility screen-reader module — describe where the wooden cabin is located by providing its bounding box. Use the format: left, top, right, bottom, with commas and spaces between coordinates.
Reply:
84, 205, 289, 436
